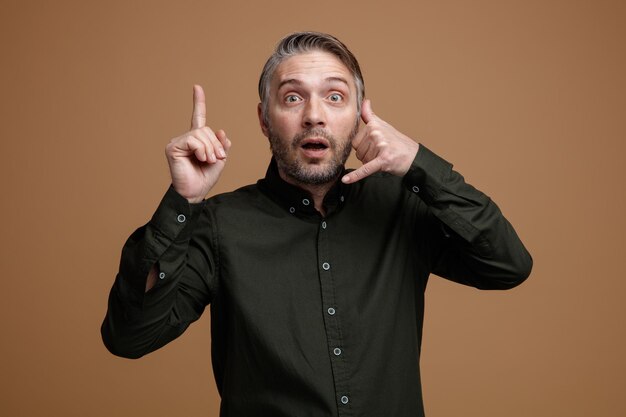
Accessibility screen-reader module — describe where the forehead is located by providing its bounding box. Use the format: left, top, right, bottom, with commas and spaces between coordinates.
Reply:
272, 50, 354, 89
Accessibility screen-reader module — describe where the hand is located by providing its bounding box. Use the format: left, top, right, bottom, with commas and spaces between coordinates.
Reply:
165, 85, 232, 203
341, 99, 419, 184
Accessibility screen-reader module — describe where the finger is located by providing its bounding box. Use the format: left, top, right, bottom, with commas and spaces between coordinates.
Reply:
351, 124, 367, 150
360, 99, 375, 124
184, 135, 210, 162
341, 158, 383, 184
354, 139, 372, 162
195, 127, 227, 162
216, 129, 232, 153
362, 141, 380, 163
191, 84, 206, 129
201, 127, 226, 160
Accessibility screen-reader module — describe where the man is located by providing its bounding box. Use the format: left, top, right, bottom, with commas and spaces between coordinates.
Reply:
102, 32, 532, 416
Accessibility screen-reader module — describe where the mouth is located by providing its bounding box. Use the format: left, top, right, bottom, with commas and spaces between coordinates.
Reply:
300, 137, 330, 150
299, 137, 330, 159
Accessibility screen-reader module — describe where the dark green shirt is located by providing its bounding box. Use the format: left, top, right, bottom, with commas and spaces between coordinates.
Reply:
102, 145, 532, 417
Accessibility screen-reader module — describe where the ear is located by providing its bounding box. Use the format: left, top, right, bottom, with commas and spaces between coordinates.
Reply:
257, 103, 269, 138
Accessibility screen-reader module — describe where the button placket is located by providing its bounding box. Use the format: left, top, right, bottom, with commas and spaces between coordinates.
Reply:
316, 217, 352, 414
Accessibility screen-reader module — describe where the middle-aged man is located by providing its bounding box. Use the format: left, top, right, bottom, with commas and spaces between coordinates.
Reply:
102, 32, 532, 416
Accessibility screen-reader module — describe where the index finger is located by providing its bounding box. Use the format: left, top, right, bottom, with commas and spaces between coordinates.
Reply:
191, 84, 206, 129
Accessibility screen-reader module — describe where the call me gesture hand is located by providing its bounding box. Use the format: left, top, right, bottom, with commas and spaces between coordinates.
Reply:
342, 99, 419, 184
166, 85, 232, 203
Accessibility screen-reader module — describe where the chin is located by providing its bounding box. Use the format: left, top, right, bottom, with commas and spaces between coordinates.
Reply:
289, 161, 342, 185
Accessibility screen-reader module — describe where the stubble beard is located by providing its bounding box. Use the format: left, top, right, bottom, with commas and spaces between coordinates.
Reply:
268, 121, 359, 186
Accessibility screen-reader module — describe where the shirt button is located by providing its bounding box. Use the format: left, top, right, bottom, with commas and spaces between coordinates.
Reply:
322, 262, 330, 271
321, 221, 327, 229
412, 185, 420, 193
158, 272, 166, 280
327, 307, 336, 315
289, 207, 295, 214
340, 195, 345, 202
341, 395, 349, 405
302, 198, 310, 206
333, 347, 342, 356
176, 214, 186, 223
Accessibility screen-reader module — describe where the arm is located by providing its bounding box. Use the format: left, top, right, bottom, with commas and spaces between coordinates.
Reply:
101, 187, 217, 358
102, 85, 231, 357
405, 145, 532, 289
343, 99, 532, 289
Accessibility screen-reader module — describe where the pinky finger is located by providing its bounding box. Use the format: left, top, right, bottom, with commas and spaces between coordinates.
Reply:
216, 129, 232, 153
341, 158, 383, 184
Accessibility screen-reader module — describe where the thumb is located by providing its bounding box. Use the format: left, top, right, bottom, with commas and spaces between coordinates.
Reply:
360, 99, 375, 124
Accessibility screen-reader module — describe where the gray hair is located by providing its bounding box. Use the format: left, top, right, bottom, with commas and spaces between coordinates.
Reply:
258, 31, 365, 126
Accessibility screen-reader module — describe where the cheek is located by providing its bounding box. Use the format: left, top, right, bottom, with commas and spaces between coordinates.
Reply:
271, 113, 301, 135
333, 114, 359, 135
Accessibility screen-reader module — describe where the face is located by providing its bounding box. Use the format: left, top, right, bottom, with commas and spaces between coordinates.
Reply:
259, 50, 360, 186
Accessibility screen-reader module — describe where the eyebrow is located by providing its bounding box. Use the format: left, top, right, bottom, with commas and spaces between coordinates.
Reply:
277, 76, 350, 91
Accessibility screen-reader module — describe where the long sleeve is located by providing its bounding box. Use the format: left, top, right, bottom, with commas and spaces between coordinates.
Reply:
101, 186, 217, 358
404, 145, 533, 289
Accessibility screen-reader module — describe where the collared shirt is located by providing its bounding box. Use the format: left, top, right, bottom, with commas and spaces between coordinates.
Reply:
102, 145, 532, 417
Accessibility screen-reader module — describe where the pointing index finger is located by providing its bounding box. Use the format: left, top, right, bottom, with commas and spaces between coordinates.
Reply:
191, 84, 206, 129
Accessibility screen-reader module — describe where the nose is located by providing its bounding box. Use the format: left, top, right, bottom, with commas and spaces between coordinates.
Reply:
302, 97, 326, 128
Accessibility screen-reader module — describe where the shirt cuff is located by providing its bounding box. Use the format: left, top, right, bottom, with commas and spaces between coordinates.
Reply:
148, 186, 205, 244
402, 144, 453, 205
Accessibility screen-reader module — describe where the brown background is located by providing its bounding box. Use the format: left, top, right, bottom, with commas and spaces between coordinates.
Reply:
1, 0, 625, 416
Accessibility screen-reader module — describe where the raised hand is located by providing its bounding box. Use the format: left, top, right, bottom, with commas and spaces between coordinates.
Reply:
165, 85, 231, 203
341, 99, 419, 184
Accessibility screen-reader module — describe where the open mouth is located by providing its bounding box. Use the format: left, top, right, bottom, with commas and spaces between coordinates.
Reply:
300, 138, 330, 150
302, 142, 328, 150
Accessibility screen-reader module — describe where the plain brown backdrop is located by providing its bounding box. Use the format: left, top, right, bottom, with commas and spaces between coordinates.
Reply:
2, 0, 625, 416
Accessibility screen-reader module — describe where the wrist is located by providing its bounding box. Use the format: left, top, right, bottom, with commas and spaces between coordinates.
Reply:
170, 184, 206, 204
187, 196, 205, 204
396, 143, 420, 177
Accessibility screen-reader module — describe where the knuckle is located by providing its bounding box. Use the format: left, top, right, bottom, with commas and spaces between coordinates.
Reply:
370, 130, 382, 140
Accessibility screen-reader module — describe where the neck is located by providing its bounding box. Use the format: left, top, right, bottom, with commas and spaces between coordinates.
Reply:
277, 169, 339, 217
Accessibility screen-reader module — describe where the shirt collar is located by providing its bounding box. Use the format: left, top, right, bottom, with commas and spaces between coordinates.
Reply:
257, 158, 350, 218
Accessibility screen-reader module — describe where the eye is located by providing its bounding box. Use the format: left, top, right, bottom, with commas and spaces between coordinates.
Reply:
285, 95, 301, 103
328, 93, 343, 102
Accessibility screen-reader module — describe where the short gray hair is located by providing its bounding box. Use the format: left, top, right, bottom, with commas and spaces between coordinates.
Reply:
258, 31, 365, 125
